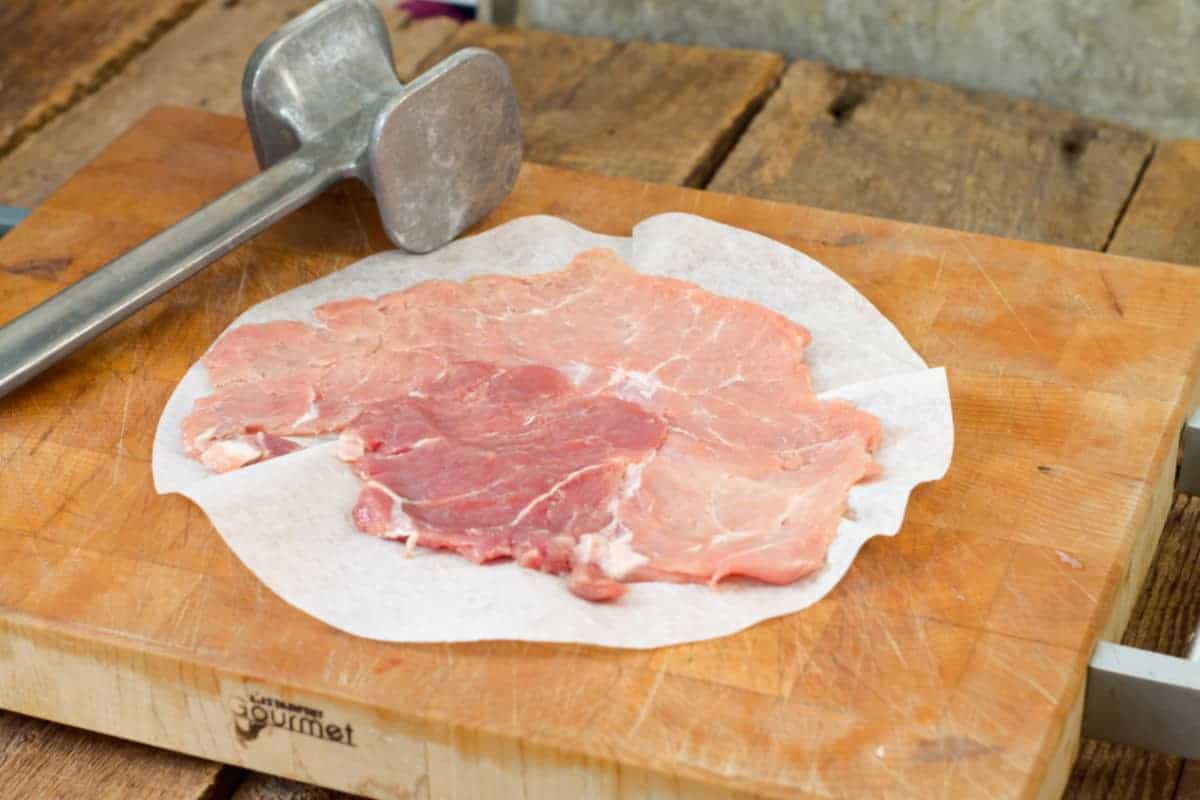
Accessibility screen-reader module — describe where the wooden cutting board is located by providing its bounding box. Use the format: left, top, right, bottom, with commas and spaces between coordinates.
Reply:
3, 106, 1200, 800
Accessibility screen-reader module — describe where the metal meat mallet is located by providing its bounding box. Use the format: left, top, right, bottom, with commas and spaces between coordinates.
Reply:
0, 0, 521, 398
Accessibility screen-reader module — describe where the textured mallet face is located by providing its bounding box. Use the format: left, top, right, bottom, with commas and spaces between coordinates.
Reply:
368, 49, 523, 254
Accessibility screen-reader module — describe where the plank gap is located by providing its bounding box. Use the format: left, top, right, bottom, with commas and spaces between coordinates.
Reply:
690, 65, 782, 189
201, 764, 245, 800
1101, 142, 1157, 254
710, 59, 1155, 250
0, 0, 208, 161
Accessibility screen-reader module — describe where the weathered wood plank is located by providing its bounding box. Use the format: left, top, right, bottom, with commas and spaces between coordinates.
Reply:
5, 107, 1200, 800
229, 116, 1184, 800
1064, 139, 1200, 800
1066, 743, 1182, 800
1, 11, 1191, 798
3, 18, 772, 791
421, 23, 783, 186
710, 59, 1154, 250
132, 24, 774, 799
0, 710, 237, 800
1107, 141, 1200, 267
0, 2, 456, 209
0, 0, 202, 156
0, 7, 457, 800
1174, 759, 1200, 800
232, 773, 358, 800
704, 52, 1199, 799
1063, 494, 1200, 799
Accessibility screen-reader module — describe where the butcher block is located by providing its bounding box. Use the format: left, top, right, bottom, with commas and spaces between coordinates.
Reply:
2, 106, 1200, 799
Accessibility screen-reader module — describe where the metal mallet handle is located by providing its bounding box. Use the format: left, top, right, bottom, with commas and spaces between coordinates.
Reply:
0, 148, 340, 399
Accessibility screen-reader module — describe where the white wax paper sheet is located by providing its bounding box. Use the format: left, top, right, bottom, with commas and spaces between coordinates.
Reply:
153, 214, 953, 649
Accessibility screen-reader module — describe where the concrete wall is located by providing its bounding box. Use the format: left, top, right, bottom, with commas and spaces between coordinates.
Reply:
519, 0, 1200, 138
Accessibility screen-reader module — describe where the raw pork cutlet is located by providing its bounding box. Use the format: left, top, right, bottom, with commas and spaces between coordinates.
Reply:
343, 361, 666, 601
181, 248, 881, 600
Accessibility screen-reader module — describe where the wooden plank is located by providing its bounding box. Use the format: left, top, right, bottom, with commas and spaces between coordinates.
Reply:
0, 0, 202, 156
228, 759, 751, 800
233, 773, 356, 800
1, 30, 773, 788
421, 23, 783, 186
709, 59, 1155, 251
703, 53, 1200, 798
389, 14, 461, 82
34, 21, 775, 798
0, 3, 457, 208
1063, 140, 1200, 800
0, 9, 458, 800
1175, 759, 1200, 800
230, 4, 468, 796
2, 108, 1200, 799
1064, 494, 1200, 799
1066, 742, 1181, 800
0, 710, 237, 800
1107, 141, 1200, 268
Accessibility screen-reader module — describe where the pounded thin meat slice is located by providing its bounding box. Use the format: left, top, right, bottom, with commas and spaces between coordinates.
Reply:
618, 433, 874, 585
182, 375, 316, 458
202, 320, 336, 385
340, 363, 667, 599
182, 248, 882, 601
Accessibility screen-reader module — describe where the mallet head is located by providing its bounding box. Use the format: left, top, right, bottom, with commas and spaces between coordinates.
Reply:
242, 0, 522, 253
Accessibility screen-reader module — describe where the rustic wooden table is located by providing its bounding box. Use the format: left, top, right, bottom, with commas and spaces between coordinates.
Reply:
1, 2, 1198, 798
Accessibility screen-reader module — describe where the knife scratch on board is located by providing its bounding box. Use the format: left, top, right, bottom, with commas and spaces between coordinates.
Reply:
179, 579, 212, 650
112, 375, 134, 481
1061, 572, 1097, 604
573, 665, 621, 734
880, 623, 908, 667
1004, 655, 1060, 706
627, 668, 665, 736
233, 263, 249, 313
956, 235, 1040, 351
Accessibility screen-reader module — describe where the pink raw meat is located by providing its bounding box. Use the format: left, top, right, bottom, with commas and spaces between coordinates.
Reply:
182, 248, 881, 600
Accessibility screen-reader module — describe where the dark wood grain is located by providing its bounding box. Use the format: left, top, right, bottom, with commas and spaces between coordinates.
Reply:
0, 0, 202, 156
710, 59, 1154, 250
421, 23, 783, 186
0, 710, 237, 800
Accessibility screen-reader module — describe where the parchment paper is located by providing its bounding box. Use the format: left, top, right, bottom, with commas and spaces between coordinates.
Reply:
153, 214, 953, 649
